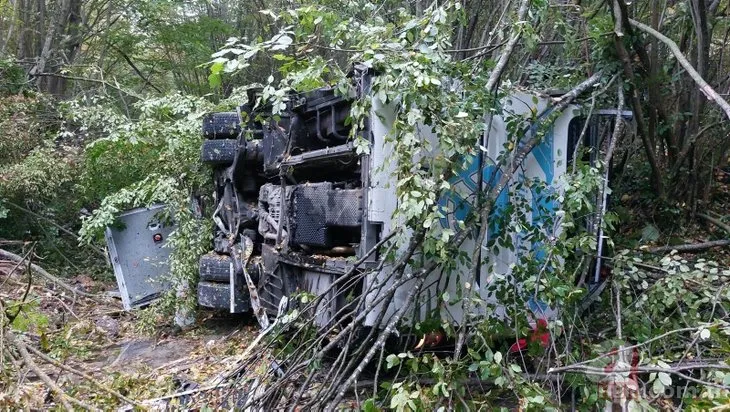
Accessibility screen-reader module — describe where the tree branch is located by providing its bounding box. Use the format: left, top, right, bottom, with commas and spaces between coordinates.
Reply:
549, 364, 730, 391
0, 249, 103, 300
23, 343, 139, 406
6, 331, 94, 410
629, 18, 730, 120
698, 213, 730, 236
485, 0, 531, 92
107, 43, 162, 94
643, 240, 730, 254
33, 72, 142, 99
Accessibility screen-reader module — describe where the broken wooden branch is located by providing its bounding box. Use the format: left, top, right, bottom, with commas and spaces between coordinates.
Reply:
23, 343, 140, 407
0, 246, 35, 289
0, 249, 103, 301
549, 363, 730, 391
698, 213, 730, 236
119, 382, 233, 411
643, 239, 730, 254
629, 19, 730, 120
484, 0, 531, 92
6, 330, 95, 411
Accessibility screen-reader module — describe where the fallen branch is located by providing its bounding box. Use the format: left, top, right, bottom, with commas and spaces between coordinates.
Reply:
484, 0, 531, 92
642, 240, 730, 254
209, 295, 290, 387
0, 246, 35, 289
22, 343, 139, 406
6, 330, 95, 411
629, 19, 730, 120
119, 382, 232, 411
698, 213, 730, 236
549, 363, 730, 391
592, 83, 625, 285
0, 249, 103, 301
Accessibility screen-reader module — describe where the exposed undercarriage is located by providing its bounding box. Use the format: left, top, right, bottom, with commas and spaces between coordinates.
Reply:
197, 78, 378, 323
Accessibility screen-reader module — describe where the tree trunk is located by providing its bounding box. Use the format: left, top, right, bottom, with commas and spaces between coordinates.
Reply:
1, 0, 18, 55
50, 0, 82, 96
612, 0, 665, 197
15, 0, 31, 61
31, 0, 72, 92
35, 0, 46, 57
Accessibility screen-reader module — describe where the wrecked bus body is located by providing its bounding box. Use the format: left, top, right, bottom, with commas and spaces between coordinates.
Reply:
196, 70, 609, 327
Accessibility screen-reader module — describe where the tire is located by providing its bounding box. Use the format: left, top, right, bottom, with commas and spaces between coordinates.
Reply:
202, 112, 240, 139
199, 253, 232, 282
197, 281, 250, 311
201, 139, 237, 165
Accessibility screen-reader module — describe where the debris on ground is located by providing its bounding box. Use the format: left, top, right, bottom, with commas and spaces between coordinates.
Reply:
0, 247, 259, 409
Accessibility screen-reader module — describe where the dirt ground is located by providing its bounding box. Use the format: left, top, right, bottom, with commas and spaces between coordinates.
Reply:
0, 259, 260, 409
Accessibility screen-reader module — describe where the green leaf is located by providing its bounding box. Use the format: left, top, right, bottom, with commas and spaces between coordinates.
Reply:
362, 398, 379, 412
652, 377, 665, 394
493, 351, 503, 363
700, 328, 711, 340
260, 9, 279, 20
641, 224, 660, 242
208, 61, 224, 88
277, 35, 293, 45
386, 354, 400, 369
658, 372, 672, 386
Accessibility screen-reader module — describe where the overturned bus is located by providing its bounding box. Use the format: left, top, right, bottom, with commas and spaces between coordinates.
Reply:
196, 70, 609, 327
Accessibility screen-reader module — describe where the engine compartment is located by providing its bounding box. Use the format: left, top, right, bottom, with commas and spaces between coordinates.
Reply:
198, 82, 374, 318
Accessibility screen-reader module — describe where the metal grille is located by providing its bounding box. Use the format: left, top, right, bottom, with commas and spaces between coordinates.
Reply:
291, 183, 362, 247
267, 186, 281, 221
326, 188, 362, 227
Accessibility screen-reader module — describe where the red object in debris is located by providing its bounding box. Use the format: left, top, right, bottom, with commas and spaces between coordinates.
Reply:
153, 233, 163, 242
603, 346, 641, 381
509, 318, 550, 353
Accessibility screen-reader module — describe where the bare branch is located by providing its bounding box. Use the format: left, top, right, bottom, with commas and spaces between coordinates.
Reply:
485, 0, 531, 92
629, 18, 730, 120
32, 72, 142, 99
23, 343, 140, 407
6, 331, 95, 411
549, 364, 730, 391
0, 249, 103, 300
698, 213, 730, 236
643, 240, 730, 254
